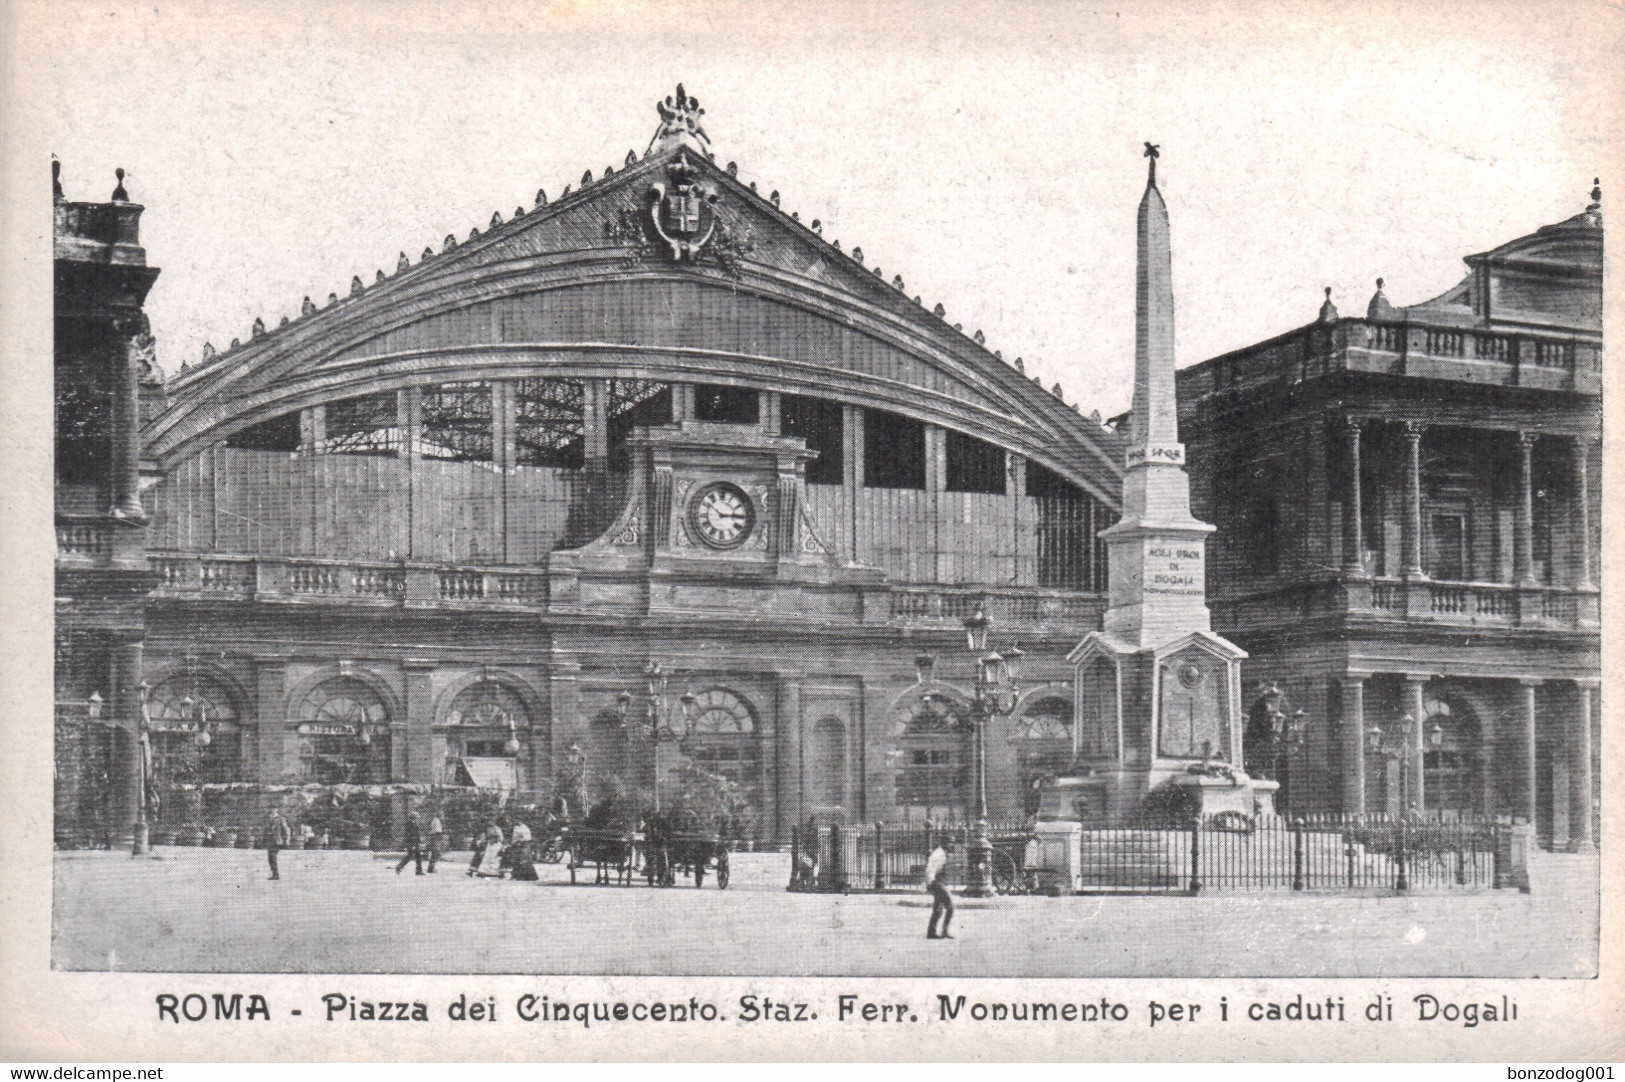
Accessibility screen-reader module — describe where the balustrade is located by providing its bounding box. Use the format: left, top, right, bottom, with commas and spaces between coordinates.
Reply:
56, 522, 111, 560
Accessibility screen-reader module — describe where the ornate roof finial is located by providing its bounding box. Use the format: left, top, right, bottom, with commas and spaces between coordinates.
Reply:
397, 251, 410, 272
490, 210, 503, 228
1367, 277, 1395, 321
1318, 286, 1339, 323
536, 188, 548, 207
52, 156, 62, 200
650, 82, 712, 158
1585, 177, 1602, 225
112, 167, 128, 202
252, 317, 265, 337
581, 170, 593, 187
375, 269, 386, 282
514, 206, 525, 219
301, 296, 316, 316
1143, 142, 1160, 188
422, 246, 435, 261
350, 275, 365, 295
626, 150, 638, 167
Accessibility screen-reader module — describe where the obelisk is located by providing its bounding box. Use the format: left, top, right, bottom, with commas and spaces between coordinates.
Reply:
1099, 143, 1216, 649
1048, 146, 1258, 837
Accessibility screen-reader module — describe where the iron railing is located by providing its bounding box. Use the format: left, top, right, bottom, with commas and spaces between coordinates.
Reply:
788, 813, 1522, 895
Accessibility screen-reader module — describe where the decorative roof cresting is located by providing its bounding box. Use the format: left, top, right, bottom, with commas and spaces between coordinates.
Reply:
650, 84, 712, 159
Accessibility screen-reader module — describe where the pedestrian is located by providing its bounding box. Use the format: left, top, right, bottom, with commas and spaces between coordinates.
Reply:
468, 820, 505, 878
426, 810, 444, 873
395, 812, 425, 875
925, 836, 956, 939
265, 807, 291, 881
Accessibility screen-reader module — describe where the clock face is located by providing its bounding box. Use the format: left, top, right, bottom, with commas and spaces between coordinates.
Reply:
689, 482, 755, 549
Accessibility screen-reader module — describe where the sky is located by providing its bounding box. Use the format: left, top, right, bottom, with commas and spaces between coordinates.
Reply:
18, 0, 1622, 417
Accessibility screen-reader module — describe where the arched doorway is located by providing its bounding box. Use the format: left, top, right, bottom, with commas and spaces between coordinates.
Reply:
146, 673, 245, 785
295, 675, 391, 784
894, 693, 969, 822
442, 679, 532, 791
682, 687, 760, 802
1420, 692, 1484, 817
1010, 698, 1073, 815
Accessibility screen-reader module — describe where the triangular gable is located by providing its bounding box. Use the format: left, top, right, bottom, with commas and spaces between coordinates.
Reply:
1150, 629, 1247, 662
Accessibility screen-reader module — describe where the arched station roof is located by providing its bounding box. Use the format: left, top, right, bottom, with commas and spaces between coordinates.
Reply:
145, 90, 1124, 506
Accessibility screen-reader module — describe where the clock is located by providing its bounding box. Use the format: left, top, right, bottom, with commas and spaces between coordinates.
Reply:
689, 482, 755, 549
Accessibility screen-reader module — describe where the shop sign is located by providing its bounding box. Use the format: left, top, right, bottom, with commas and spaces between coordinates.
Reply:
298, 722, 357, 736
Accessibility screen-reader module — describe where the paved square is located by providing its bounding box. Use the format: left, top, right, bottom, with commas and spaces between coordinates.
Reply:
52, 847, 1597, 977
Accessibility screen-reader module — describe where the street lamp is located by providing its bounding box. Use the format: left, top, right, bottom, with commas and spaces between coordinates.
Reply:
617, 662, 698, 812
912, 609, 1022, 898
132, 681, 152, 857
1366, 712, 1443, 890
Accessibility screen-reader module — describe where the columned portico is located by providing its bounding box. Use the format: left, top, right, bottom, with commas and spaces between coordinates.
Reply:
1517, 678, 1540, 825
1573, 679, 1596, 849
1573, 437, 1594, 589
1401, 422, 1426, 578
1341, 419, 1363, 574
1403, 673, 1428, 812
1516, 432, 1539, 587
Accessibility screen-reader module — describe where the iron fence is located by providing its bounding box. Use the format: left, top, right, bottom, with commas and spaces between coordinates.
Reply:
789, 813, 1519, 895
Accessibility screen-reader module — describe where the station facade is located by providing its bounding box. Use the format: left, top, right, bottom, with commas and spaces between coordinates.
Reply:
56, 91, 1125, 843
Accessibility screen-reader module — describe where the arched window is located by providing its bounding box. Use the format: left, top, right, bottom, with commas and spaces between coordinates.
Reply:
295, 676, 391, 784
895, 695, 968, 817
1420, 694, 1484, 815
146, 674, 244, 785
683, 688, 759, 791
443, 680, 531, 788
1011, 697, 1073, 814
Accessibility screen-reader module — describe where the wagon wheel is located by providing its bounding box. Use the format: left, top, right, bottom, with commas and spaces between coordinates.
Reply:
990, 848, 1021, 895
715, 851, 731, 890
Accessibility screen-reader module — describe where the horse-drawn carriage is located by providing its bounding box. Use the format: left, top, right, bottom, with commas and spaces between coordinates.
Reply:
643, 823, 731, 889
561, 826, 639, 885
556, 815, 732, 889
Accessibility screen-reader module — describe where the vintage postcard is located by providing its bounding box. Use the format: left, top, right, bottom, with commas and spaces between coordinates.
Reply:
1, 0, 1620, 1063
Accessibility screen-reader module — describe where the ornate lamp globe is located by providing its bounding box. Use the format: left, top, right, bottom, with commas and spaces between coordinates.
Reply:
963, 609, 991, 654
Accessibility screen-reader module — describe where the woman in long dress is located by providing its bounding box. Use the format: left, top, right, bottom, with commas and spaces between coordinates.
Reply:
472, 822, 505, 878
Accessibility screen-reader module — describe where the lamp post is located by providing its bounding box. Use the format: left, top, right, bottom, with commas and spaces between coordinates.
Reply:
1266, 705, 1308, 812
911, 609, 1022, 898
132, 681, 152, 857
617, 662, 697, 813
1366, 712, 1443, 890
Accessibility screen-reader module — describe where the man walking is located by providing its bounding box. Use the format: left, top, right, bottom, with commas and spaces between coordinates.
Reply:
395, 812, 425, 875
266, 807, 291, 881
925, 836, 956, 939
425, 810, 444, 873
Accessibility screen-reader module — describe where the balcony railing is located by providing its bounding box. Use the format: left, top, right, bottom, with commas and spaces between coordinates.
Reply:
887, 585, 1105, 630
148, 552, 1105, 630
1349, 578, 1595, 629
56, 522, 112, 562
149, 553, 550, 609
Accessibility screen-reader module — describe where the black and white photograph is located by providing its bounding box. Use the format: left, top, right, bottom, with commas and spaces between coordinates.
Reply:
4, 0, 1619, 1064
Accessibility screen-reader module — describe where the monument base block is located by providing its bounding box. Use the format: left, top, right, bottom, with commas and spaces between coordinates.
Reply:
1035, 766, 1279, 828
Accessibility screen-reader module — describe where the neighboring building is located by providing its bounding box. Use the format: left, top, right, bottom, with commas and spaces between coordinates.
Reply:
70, 90, 1127, 843
1176, 185, 1603, 848
53, 161, 163, 846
